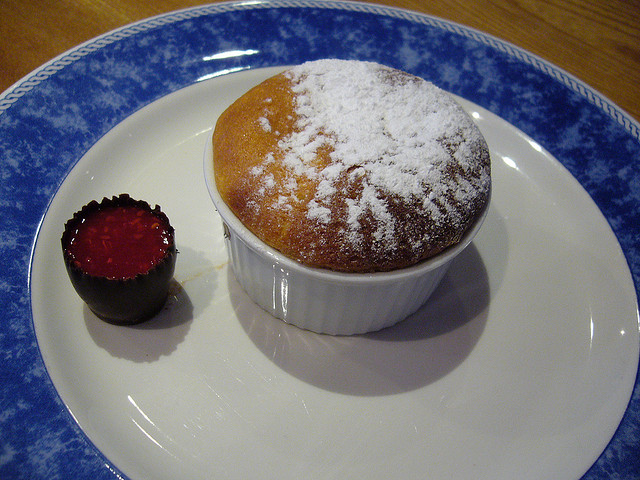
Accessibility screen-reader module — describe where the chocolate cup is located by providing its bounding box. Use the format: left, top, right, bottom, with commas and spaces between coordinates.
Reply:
61, 194, 177, 325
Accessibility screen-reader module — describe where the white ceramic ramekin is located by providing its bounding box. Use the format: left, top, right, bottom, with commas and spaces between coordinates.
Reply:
204, 134, 489, 335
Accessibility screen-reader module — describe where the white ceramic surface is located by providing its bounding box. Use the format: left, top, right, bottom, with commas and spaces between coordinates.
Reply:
203, 127, 490, 335
30, 68, 639, 480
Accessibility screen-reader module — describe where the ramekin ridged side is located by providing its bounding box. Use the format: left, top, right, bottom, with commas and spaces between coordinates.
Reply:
222, 224, 453, 334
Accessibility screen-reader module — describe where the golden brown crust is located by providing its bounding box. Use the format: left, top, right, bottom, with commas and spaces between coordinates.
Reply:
213, 60, 490, 272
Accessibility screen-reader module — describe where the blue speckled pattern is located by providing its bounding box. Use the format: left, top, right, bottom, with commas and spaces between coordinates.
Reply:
0, 1, 638, 478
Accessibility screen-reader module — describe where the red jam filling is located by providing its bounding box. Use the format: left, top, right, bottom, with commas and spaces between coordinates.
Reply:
66, 206, 172, 279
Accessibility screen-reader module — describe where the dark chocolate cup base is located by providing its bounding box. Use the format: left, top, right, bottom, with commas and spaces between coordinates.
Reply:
65, 247, 177, 325
90, 294, 169, 325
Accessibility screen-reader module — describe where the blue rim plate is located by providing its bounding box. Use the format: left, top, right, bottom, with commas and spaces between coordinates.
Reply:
1, 1, 638, 478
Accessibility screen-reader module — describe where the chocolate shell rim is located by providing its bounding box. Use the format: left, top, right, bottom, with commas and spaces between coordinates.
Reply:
61, 193, 177, 283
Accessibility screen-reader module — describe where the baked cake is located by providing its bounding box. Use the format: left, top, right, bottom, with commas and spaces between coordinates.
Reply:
212, 59, 490, 273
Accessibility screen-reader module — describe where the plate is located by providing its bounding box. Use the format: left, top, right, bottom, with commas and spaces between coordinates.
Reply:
1, 1, 639, 479
30, 66, 640, 479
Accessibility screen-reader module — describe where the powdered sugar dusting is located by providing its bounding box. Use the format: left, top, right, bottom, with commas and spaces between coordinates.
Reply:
250, 59, 490, 255
257, 116, 272, 132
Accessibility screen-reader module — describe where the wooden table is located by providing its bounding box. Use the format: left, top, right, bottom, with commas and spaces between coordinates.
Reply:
1, 0, 639, 122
